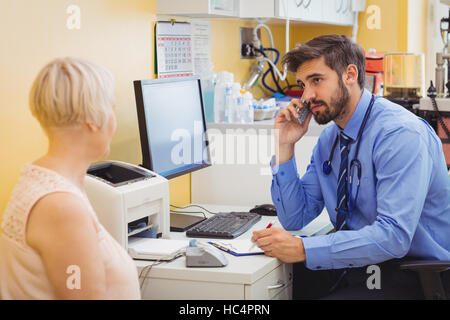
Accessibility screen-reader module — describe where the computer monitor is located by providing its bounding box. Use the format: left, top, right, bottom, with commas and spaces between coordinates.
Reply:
133, 77, 211, 180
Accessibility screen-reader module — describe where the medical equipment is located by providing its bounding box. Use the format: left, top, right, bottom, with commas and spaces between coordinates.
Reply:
383, 52, 425, 107
418, 6, 450, 167
242, 2, 366, 95
242, 21, 289, 93
435, 6, 450, 97
323, 95, 376, 212
186, 239, 228, 267
365, 50, 384, 96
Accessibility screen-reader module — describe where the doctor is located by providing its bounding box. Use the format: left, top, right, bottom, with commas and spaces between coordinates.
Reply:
251, 35, 450, 299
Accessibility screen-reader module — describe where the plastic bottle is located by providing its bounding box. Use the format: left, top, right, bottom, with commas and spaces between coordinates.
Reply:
224, 83, 235, 123
242, 91, 254, 123
214, 71, 234, 123
229, 83, 242, 123
199, 64, 217, 123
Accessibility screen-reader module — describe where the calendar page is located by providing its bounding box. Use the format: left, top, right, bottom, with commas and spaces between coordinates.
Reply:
155, 21, 194, 79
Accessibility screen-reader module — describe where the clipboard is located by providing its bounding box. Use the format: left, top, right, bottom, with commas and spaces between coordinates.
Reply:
208, 240, 264, 257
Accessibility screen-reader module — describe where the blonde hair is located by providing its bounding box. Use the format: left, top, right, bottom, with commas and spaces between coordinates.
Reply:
29, 57, 115, 131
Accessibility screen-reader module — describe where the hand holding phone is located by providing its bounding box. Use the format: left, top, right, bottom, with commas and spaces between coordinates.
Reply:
275, 98, 311, 164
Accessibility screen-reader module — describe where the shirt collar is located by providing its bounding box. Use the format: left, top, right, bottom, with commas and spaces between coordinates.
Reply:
336, 89, 372, 141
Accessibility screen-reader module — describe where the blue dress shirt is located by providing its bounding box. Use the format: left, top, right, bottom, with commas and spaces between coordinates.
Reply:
271, 89, 450, 270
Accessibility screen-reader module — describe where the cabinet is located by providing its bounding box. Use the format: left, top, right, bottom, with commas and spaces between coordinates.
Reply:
267, 0, 357, 26
139, 261, 293, 300
299, 0, 324, 22
326, 0, 354, 25
339, 0, 356, 25
239, 0, 275, 18
157, 0, 239, 18
322, 0, 344, 24
157, 0, 362, 26
244, 263, 293, 300
276, 0, 355, 25
275, 0, 323, 22
136, 211, 294, 300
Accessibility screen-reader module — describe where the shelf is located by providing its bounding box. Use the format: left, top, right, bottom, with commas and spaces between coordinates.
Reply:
206, 116, 329, 137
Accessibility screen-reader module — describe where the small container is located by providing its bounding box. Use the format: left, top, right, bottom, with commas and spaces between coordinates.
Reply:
383, 53, 425, 101
253, 98, 277, 121
214, 71, 234, 123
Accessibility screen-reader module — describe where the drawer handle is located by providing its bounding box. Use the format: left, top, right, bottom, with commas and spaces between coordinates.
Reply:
342, 0, 350, 13
295, 0, 304, 8
267, 280, 286, 290
336, 0, 343, 13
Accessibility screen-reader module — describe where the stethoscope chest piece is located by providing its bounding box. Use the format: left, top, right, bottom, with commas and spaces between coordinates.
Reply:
323, 160, 332, 175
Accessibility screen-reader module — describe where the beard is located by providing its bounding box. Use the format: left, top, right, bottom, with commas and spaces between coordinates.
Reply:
312, 78, 350, 125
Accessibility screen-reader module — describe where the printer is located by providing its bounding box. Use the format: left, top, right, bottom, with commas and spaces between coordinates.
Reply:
84, 161, 170, 251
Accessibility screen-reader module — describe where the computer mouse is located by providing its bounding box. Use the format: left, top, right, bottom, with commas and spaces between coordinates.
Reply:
249, 204, 277, 216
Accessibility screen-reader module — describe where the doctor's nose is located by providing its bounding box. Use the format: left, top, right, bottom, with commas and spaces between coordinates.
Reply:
301, 86, 316, 103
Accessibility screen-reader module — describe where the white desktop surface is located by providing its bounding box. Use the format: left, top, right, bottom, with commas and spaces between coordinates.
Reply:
135, 204, 332, 300
135, 205, 281, 284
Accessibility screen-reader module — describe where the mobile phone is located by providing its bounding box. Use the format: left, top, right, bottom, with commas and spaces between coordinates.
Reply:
297, 101, 311, 124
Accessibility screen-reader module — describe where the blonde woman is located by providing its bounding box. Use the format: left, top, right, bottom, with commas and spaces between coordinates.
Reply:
0, 58, 141, 299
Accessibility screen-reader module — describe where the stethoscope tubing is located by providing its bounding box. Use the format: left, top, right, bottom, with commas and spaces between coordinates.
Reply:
323, 94, 376, 213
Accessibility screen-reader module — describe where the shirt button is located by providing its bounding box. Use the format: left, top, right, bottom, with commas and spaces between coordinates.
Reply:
280, 171, 285, 176
277, 198, 280, 202
316, 266, 322, 270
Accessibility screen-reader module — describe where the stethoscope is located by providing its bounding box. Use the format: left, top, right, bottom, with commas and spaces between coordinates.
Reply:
322, 95, 376, 213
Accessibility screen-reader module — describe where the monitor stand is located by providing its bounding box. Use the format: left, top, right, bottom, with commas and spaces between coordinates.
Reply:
170, 213, 206, 232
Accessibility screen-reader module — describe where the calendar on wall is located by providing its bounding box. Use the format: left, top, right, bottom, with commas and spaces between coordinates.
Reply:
155, 21, 194, 79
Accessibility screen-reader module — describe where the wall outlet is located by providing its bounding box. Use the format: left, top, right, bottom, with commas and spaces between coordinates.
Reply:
240, 27, 261, 59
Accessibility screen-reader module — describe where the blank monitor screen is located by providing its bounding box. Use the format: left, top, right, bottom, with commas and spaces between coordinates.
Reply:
134, 77, 211, 179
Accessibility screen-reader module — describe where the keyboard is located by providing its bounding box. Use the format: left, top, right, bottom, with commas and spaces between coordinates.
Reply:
185, 212, 262, 239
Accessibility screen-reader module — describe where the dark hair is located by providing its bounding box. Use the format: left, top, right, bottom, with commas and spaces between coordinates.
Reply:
282, 34, 366, 89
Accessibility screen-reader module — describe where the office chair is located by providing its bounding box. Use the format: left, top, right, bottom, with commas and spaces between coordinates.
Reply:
405, 174, 450, 299
399, 260, 450, 300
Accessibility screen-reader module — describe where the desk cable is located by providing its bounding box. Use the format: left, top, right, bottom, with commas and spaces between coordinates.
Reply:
170, 204, 218, 215
138, 247, 188, 292
170, 204, 219, 218
170, 209, 207, 219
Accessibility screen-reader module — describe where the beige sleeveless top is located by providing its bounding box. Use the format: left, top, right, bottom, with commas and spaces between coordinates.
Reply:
0, 164, 141, 300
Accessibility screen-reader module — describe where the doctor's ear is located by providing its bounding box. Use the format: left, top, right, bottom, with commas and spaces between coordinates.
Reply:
342, 64, 359, 86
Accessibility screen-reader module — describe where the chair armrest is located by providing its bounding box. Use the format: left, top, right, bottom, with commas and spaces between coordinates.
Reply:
399, 260, 450, 273
399, 260, 449, 300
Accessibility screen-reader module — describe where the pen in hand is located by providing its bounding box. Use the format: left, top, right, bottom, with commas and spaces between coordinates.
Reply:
249, 220, 276, 251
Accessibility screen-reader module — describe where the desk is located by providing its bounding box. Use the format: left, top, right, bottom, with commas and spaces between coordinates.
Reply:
136, 204, 333, 300
136, 205, 293, 300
